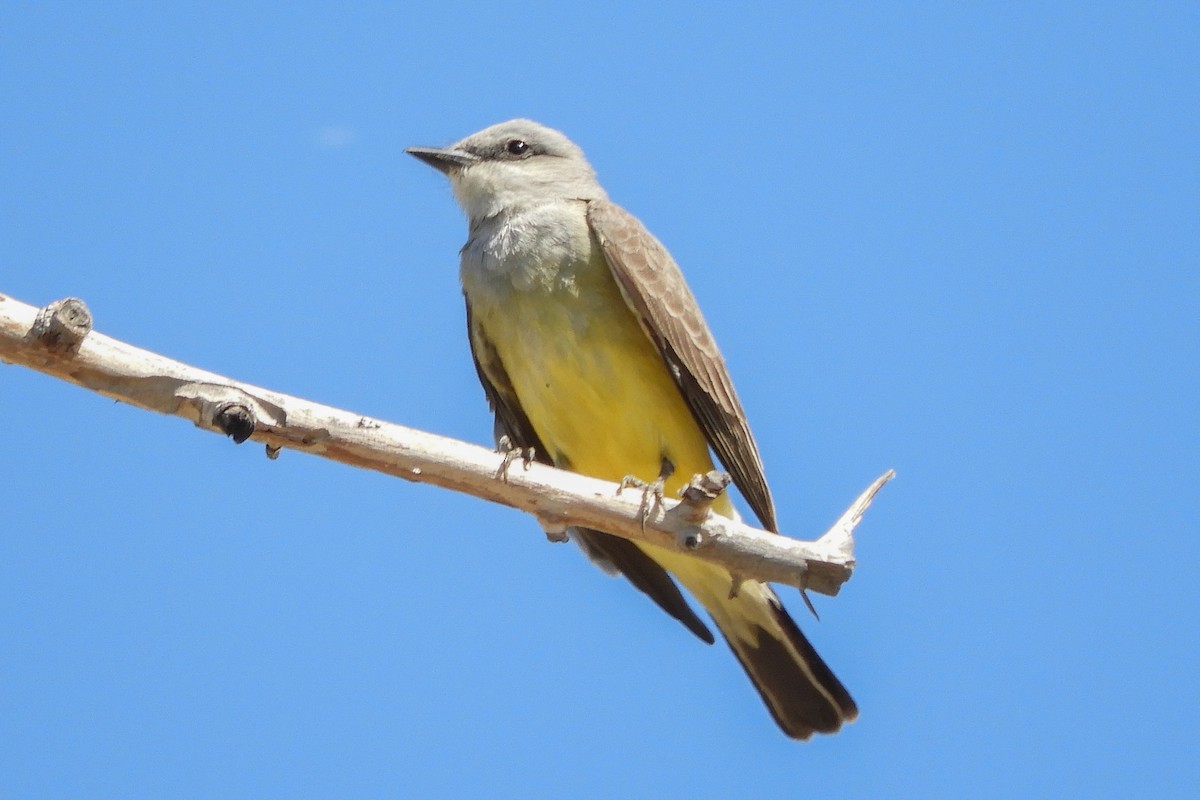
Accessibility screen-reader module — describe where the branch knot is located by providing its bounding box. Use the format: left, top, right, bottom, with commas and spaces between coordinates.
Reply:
30, 297, 93, 353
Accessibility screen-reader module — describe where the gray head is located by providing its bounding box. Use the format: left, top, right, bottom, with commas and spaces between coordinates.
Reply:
407, 119, 606, 221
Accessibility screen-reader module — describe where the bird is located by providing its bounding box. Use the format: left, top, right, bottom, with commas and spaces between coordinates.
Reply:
407, 119, 856, 739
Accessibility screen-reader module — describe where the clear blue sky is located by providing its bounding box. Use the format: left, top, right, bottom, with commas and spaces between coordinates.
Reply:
2, 3, 1197, 797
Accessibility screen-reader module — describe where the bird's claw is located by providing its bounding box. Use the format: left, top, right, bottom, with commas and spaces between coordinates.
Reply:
495, 435, 535, 481
618, 474, 667, 532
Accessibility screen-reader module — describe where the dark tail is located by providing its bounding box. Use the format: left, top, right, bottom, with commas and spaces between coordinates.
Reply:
708, 582, 857, 739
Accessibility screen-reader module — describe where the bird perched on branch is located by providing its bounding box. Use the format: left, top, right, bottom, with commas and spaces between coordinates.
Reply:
408, 119, 856, 739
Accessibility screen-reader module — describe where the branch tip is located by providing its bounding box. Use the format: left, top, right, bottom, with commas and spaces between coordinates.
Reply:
799, 588, 820, 621
668, 470, 730, 527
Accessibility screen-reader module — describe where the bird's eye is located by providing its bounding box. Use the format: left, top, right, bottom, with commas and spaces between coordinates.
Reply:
506, 139, 530, 155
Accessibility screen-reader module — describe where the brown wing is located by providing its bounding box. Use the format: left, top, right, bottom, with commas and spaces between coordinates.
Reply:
587, 200, 778, 532
464, 297, 714, 643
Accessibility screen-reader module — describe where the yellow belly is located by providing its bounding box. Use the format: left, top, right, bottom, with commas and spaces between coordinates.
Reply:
469, 250, 729, 516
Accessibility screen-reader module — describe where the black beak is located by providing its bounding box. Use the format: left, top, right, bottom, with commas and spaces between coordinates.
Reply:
405, 146, 478, 174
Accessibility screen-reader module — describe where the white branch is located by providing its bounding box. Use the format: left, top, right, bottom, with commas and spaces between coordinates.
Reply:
0, 292, 892, 596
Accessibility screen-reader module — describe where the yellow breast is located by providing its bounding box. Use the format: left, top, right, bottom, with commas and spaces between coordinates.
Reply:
466, 240, 719, 500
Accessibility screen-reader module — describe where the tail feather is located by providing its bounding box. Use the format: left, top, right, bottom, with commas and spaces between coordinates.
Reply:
717, 590, 857, 739
633, 542, 856, 739
700, 575, 859, 738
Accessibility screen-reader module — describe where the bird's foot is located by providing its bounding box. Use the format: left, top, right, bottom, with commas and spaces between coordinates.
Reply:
617, 456, 676, 531
495, 435, 535, 481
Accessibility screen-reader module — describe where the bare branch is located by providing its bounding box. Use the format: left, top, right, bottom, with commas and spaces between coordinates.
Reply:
0, 292, 892, 596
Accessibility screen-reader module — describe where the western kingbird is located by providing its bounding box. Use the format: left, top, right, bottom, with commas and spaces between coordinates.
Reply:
408, 119, 856, 739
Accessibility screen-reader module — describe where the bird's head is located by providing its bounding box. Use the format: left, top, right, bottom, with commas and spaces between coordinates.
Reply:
407, 119, 605, 221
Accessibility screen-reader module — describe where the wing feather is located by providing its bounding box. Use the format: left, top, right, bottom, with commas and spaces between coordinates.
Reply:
587, 200, 778, 532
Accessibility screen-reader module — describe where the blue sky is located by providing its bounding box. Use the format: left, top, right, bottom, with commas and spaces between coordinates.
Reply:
2, 3, 1197, 797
